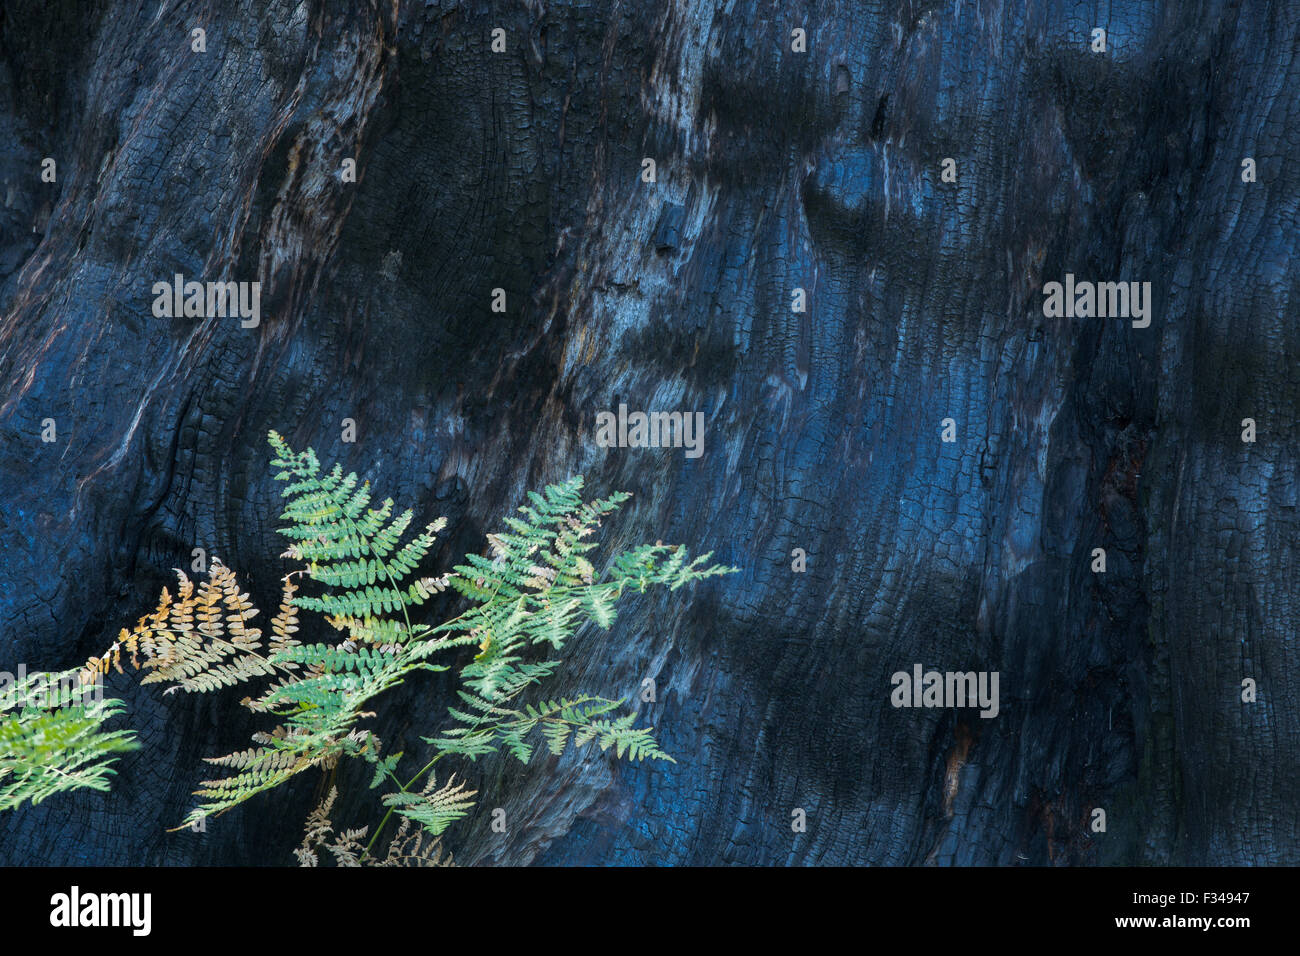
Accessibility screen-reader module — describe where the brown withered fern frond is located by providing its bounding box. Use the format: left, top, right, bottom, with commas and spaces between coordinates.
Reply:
80, 560, 292, 695
294, 785, 452, 867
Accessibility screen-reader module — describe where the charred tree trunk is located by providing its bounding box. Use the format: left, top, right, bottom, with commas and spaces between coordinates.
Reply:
1, 0, 1296, 865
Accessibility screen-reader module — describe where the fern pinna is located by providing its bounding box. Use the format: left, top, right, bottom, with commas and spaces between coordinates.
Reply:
65, 431, 735, 862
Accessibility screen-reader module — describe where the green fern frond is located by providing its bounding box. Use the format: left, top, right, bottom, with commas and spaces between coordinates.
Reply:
268, 431, 447, 647
189, 635, 442, 823
427, 476, 734, 771
428, 691, 672, 764
0, 670, 138, 812
584, 713, 673, 762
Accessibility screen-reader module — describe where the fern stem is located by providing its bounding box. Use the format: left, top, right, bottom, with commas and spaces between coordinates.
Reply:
360, 546, 515, 859
363, 752, 445, 856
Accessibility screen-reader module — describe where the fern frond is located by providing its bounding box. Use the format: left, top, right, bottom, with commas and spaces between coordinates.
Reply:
294, 785, 371, 867
184, 728, 364, 827
5, 434, 732, 842
190, 636, 437, 822
80, 560, 281, 695
268, 431, 448, 646
428, 691, 671, 763
583, 712, 674, 762
376, 815, 453, 867
429, 477, 734, 770
0, 670, 138, 812
268, 576, 303, 658
381, 774, 478, 838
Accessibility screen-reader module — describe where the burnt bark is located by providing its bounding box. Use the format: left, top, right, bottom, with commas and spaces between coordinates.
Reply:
0, 0, 1296, 865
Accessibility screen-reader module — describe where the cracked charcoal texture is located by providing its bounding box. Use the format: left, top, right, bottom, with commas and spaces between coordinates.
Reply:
0, 0, 1296, 866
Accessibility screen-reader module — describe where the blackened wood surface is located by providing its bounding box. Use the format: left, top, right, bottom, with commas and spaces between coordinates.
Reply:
0, 0, 1296, 865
